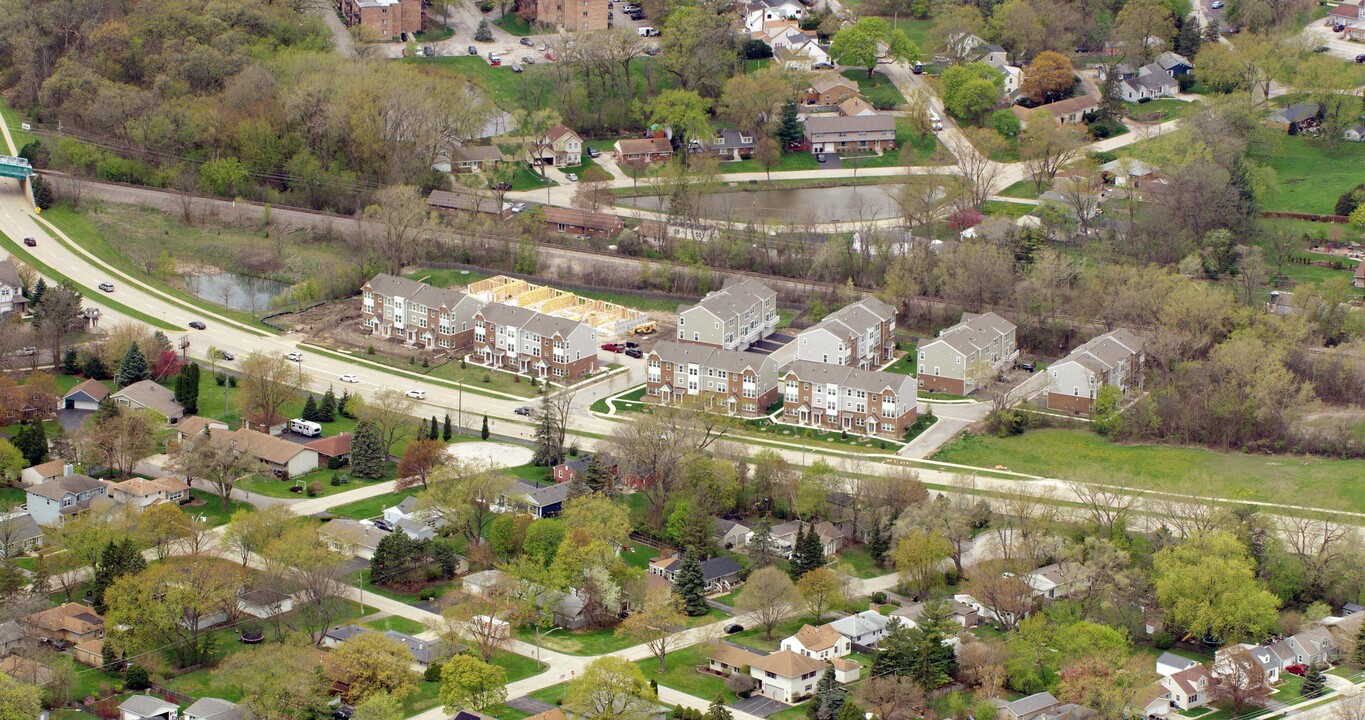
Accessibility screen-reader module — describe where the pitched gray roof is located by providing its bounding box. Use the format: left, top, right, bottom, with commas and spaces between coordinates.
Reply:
384, 630, 440, 664
930, 311, 1015, 357
701, 556, 744, 581
513, 480, 569, 508
784, 360, 916, 397
1005, 692, 1060, 718
325, 624, 371, 643
804, 114, 896, 136
120, 695, 179, 718
366, 273, 483, 316
27, 474, 106, 501
0, 620, 24, 645
829, 609, 890, 637
478, 302, 590, 340
184, 698, 247, 720
111, 380, 183, 418
686, 279, 776, 323
1154, 51, 1191, 70
650, 341, 775, 376
0, 513, 41, 545
428, 189, 504, 215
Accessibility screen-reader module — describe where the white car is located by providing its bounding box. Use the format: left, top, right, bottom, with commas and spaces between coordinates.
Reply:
339, 374, 359, 383
405, 389, 427, 400
285, 352, 303, 362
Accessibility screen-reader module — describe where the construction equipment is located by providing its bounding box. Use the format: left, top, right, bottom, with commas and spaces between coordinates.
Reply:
632, 321, 657, 335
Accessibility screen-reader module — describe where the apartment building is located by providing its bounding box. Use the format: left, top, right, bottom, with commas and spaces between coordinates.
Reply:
338, 0, 420, 40
535, 0, 610, 32
916, 312, 1018, 395
676, 279, 778, 351
645, 341, 780, 417
474, 303, 599, 381
1045, 329, 1146, 414
781, 360, 918, 440
794, 297, 897, 369
361, 274, 487, 352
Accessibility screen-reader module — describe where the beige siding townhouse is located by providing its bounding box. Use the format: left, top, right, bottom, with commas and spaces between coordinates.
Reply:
804, 114, 896, 155
208, 428, 320, 479
362, 273, 487, 353
474, 303, 599, 381
676, 279, 778, 351
1045, 329, 1146, 414
781, 360, 918, 440
916, 312, 1018, 395
645, 341, 781, 417
748, 650, 832, 703
794, 297, 897, 369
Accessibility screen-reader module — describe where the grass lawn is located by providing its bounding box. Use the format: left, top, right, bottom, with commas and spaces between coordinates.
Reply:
401, 678, 443, 716
358, 568, 461, 603
636, 644, 737, 703
363, 615, 430, 634
511, 166, 557, 191
492, 648, 547, 682
236, 462, 396, 499
493, 708, 534, 720
590, 385, 648, 414
408, 56, 673, 115
718, 150, 822, 174
0, 486, 25, 507
831, 545, 885, 579
306, 345, 543, 400
529, 683, 568, 705
842, 69, 907, 110
882, 352, 917, 376
183, 489, 253, 526
931, 429, 1365, 513
493, 12, 535, 34
513, 610, 724, 656
1125, 99, 1195, 123
330, 489, 418, 520
729, 618, 808, 653
999, 180, 1045, 199
622, 543, 660, 569
415, 26, 454, 42
1246, 130, 1365, 214
980, 200, 1035, 219
0, 96, 36, 150
842, 120, 950, 169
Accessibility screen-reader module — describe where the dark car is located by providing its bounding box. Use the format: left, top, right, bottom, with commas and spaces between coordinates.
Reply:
587, 146, 601, 158
1356, 54, 1365, 63
468, 45, 478, 55
625, 348, 644, 359
491, 181, 513, 191
912, 61, 924, 74
189, 321, 207, 330
816, 153, 826, 163
514, 406, 534, 416
520, 37, 535, 46
22, 237, 36, 247
217, 350, 235, 361
643, 46, 659, 55
624, 341, 639, 348
725, 624, 744, 634
373, 519, 394, 532
1015, 361, 1035, 372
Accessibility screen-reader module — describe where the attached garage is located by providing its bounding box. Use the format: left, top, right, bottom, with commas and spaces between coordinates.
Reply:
62, 378, 109, 411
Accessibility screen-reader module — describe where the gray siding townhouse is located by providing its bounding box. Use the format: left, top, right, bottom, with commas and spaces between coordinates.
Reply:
917, 312, 1018, 395
676, 279, 778, 351
803, 114, 897, 154
362, 273, 487, 352
474, 303, 599, 381
794, 297, 897, 369
1045, 329, 1146, 414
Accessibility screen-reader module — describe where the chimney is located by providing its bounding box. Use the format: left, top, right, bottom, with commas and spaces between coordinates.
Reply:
63, 463, 73, 476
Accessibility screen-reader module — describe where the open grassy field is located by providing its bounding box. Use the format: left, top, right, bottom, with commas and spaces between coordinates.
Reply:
635, 644, 737, 703
841, 118, 952, 169
980, 200, 1034, 219
406, 56, 673, 115
932, 429, 1365, 513
1246, 131, 1365, 214
0, 97, 36, 150
493, 12, 535, 34
842, 69, 907, 110
184, 490, 254, 526
363, 614, 429, 634
512, 607, 726, 655
1125, 99, 1196, 123
330, 489, 418, 520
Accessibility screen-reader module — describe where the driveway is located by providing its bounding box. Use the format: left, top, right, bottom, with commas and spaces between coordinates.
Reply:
507, 697, 556, 715
1302, 22, 1365, 63
730, 697, 792, 718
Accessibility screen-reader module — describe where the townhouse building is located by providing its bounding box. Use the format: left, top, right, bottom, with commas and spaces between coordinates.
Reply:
780, 360, 918, 440
474, 303, 599, 381
794, 297, 897, 369
916, 312, 1018, 395
676, 279, 778, 351
645, 341, 781, 417
1045, 329, 1146, 414
338, 0, 420, 40
361, 274, 487, 352
535, 0, 610, 31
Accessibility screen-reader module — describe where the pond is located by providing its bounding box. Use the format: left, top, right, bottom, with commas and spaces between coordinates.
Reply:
183, 271, 289, 312
617, 184, 904, 223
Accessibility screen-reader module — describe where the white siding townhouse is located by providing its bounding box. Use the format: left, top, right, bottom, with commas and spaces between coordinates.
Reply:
917, 312, 1018, 395
361, 273, 487, 352
743, 0, 805, 32
1045, 329, 1145, 414
828, 610, 891, 647
676, 279, 778, 351
794, 297, 897, 369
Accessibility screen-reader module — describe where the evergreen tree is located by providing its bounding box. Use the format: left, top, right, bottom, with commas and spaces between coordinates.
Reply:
789, 525, 825, 581
583, 453, 615, 495
1301, 663, 1325, 698
28, 555, 51, 597
350, 420, 386, 479
1354, 621, 1365, 667
443, 413, 453, 441
673, 553, 710, 616
0, 561, 25, 601
705, 696, 733, 720
93, 539, 146, 612
174, 363, 201, 415
370, 531, 426, 585
872, 618, 915, 676
93, 397, 121, 424
565, 468, 591, 499
83, 353, 109, 380
532, 391, 562, 466
318, 388, 337, 423
474, 18, 493, 41
481, 415, 490, 440
675, 502, 715, 558
834, 701, 864, 720
429, 416, 440, 440
13, 422, 47, 466
748, 518, 776, 569
301, 395, 318, 422
31, 278, 46, 305
902, 622, 957, 691
115, 343, 150, 388
777, 103, 803, 147
806, 668, 845, 720
1174, 15, 1203, 58
61, 349, 80, 375
869, 520, 892, 568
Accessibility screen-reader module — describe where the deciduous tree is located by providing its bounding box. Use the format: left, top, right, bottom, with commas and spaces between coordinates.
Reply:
736, 566, 797, 639
617, 586, 687, 671
332, 632, 419, 703
439, 655, 507, 713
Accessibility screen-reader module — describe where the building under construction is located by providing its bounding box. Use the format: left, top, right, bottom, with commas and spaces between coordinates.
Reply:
465, 275, 650, 338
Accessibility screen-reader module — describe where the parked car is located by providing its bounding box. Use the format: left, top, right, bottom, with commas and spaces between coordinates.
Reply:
725, 624, 744, 634
1286, 665, 1308, 677
512, 202, 528, 213
16, 346, 36, 356
373, 519, 394, 532
22, 237, 35, 247
98, 282, 115, 292
1356, 54, 1365, 63
189, 321, 207, 330
912, 61, 924, 74
522, 56, 536, 64
339, 374, 360, 383
624, 341, 639, 348
587, 146, 601, 158
515, 406, 534, 416
492, 182, 513, 191
285, 351, 304, 362
566, 173, 578, 182
537, 43, 548, 51
520, 37, 534, 46
815, 153, 826, 163
602, 343, 625, 352
217, 350, 235, 361
405, 389, 427, 400
544, 51, 557, 60
511, 62, 523, 73
489, 57, 502, 66
1209, 1, 1223, 7
1015, 361, 1035, 372
624, 348, 643, 358
469, 45, 479, 55
642, 46, 659, 55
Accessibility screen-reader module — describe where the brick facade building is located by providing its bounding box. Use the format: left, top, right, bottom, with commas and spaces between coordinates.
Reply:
474, 303, 599, 381
645, 341, 780, 418
535, 0, 610, 31
781, 360, 918, 440
339, 0, 421, 40
362, 274, 486, 352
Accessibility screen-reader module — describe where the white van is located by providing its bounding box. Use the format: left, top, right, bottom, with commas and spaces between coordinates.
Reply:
638, 26, 659, 36
290, 419, 322, 437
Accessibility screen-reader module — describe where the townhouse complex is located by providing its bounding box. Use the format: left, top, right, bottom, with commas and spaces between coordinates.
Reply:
793, 297, 897, 369
361, 274, 485, 352
676, 279, 778, 351
780, 360, 918, 440
916, 312, 1018, 395
473, 303, 599, 381
1045, 329, 1146, 413
645, 341, 781, 417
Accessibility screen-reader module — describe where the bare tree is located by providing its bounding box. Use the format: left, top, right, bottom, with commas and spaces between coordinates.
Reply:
354, 388, 418, 458
953, 130, 1005, 208
1213, 646, 1272, 716
362, 185, 435, 274
240, 351, 308, 428
967, 562, 1035, 631
168, 432, 266, 511
1278, 516, 1353, 597
1068, 479, 1143, 535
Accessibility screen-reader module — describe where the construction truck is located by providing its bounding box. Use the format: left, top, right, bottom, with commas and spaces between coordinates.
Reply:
632, 321, 657, 335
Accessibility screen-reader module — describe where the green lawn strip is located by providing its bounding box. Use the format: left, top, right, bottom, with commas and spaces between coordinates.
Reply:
831, 545, 884, 579
401, 678, 444, 716
301, 344, 537, 401
183, 489, 254, 526
999, 180, 1045, 199
0, 230, 179, 331
182, 363, 363, 437
493, 708, 534, 720
512, 623, 637, 656
330, 490, 418, 520
363, 615, 429, 634
882, 353, 916, 375
728, 618, 807, 653
716, 151, 822, 174
36, 206, 274, 335
528, 683, 568, 704
512, 166, 558, 191
0, 97, 35, 150
1125, 99, 1194, 123
415, 26, 455, 41
237, 466, 385, 499
0, 486, 27, 506
636, 644, 737, 704
358, 568, 461, 603
491, 648, 547, 682
842, 121, 949, 169
493, 12, 535, 34
405, 268, 498, 287
622, 543, 660, 569
841, 69, 907, 109
931, 429, 1365, 514
980, 200, 1034, 219
1247, 131, 1365, 214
